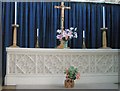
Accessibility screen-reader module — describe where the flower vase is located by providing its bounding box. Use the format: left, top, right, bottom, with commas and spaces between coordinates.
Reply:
63, 41, 68, 48
64, 79, 74, 88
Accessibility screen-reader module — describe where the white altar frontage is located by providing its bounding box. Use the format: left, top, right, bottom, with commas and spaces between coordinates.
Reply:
5, 48, 119, 85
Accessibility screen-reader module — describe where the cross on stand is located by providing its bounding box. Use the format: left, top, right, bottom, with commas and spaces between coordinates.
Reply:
55, 2, 70, 48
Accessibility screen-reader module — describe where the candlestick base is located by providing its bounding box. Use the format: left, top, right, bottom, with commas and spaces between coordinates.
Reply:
99, 27, 111, 49
82, 38, 86, 49
10, 45, 19, 48
35, 37, 39, 48
9, 24, 19, 48
98, 47, 111, 49
35, 44, 39, 48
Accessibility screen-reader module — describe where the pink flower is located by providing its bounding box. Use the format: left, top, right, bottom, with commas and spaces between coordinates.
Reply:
76, 73, 80, 79
56, 34, 62, 40
65, 36, 69, 40
56, 27, 77, 41
62, 31, 68, 37
66, 68, 69, 74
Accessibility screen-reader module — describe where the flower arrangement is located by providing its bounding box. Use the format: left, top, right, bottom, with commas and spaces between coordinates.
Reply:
64, 66, 80, 80
56, 27, 78, 41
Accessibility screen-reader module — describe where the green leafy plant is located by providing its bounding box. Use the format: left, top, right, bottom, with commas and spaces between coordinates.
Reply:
64, 66, 80, 80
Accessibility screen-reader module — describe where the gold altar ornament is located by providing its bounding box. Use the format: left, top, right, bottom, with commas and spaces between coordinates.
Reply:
100, 28, 111, 49
10, 24, 19, 47
55, 2, 71, 47
10, 2, 19, 47
35, 36, 39, 48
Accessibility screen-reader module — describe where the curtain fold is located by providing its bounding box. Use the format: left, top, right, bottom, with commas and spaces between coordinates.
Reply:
2, 2, 120, 85
2, 2, 120, 48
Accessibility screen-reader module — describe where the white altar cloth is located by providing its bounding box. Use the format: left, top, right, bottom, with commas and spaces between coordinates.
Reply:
5, 48, 119, 85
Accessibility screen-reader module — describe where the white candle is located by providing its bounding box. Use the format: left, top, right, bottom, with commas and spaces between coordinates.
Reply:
103, 6, 105, 28
15, 2, 17, 25
37, 28, 39, 37
83, 30, 85, 38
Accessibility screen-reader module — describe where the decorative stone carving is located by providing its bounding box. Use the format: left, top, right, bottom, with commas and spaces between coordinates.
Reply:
8, 54, 119, 74
5, 48, 120, 85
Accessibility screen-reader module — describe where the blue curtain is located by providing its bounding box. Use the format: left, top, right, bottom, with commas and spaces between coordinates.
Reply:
2, 2, 120, 85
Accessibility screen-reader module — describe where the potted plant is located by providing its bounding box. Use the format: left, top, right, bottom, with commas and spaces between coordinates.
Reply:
64, 66, 80, 88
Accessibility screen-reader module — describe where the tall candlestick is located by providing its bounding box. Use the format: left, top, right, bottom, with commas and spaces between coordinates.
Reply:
103, 6, 105, 28
15, 2, 17, 25
37, 28, 39, 37
83, 30, 85, 38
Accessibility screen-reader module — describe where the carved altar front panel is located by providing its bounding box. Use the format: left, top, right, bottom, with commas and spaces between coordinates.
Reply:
5, 48, 119, 85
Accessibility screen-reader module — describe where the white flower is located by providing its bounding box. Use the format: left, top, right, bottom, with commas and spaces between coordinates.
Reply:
70, 27, 74, 30
65, 29, 70, 32
74, 32, 78, 38
74, 28, 77, 31
57, 29, 62, 33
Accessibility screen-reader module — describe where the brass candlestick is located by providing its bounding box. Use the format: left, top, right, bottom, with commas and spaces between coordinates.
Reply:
10, 24, 19, 47
82, 38, 86, 49
100, 28, 111, 49
35, 36, 39, 48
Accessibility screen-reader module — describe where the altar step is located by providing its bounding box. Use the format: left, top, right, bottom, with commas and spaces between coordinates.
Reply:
16, 83, 118, 89
1, 84, 118, 91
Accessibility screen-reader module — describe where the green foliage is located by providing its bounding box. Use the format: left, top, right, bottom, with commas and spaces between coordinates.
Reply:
64, 66, 79, 80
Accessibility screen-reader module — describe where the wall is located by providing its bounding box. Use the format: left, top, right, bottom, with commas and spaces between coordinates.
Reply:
0, 1, 2, 90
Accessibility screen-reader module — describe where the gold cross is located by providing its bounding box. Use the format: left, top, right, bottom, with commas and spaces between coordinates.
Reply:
55, 2, 70, 32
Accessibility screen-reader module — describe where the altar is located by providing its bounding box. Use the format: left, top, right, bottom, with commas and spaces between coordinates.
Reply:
5, 48, 119, 85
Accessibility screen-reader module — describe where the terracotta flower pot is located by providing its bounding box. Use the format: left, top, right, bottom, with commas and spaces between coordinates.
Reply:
64, 79, 74, 88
